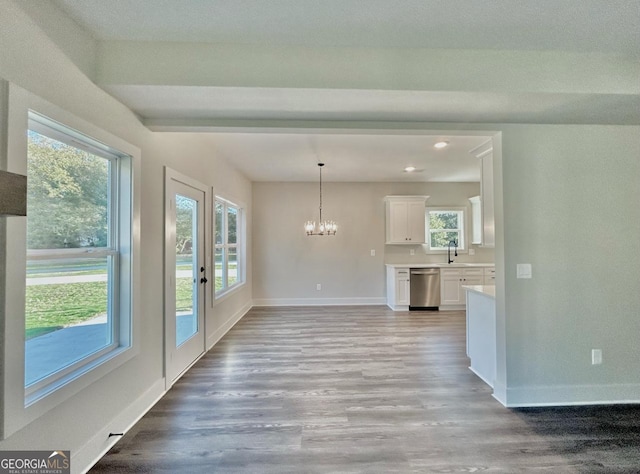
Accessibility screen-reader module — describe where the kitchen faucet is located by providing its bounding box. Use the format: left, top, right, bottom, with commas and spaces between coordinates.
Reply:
447, 240, 458, 264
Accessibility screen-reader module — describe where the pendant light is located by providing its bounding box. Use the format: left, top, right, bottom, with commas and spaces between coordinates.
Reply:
304, 163, 337, 236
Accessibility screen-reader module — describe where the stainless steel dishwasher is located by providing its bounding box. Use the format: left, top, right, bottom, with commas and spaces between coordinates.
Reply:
410, 268, 440, 310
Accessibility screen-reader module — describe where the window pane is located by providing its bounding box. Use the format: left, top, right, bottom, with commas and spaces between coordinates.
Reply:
215, 202, 224, 245
27, 130, 110, 249
429, 211, 459, 230
227, 206, 237, 244
215, 247, 224, 292
228, 246, 238, 287
430, 231, 460, 249
25, 257, 111, 386
175, 195, 198, 346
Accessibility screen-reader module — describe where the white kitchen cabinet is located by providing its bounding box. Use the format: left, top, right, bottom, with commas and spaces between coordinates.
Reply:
470, 140, 495, 248
483, 267, 496, 285
385, 196, 428, 244
386, 267, 410, 310
440, 268, 484, 308
469, 195, 482, 245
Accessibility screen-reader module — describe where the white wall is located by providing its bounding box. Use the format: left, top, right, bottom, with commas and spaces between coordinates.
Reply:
499, 124, 640, 405
0, 2, 252, 471
252, 181, 494, 304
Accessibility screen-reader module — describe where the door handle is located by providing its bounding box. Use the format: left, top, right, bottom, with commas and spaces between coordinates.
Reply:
200, 277, 208, 284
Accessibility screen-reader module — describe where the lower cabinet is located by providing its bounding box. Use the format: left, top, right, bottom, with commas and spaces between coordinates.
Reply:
440, 268, 484, 308
386, 267, 410, 310
387, 265, 495, 311
483, 267, 496, 285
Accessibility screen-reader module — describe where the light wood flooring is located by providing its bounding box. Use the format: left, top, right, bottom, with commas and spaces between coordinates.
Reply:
91, 306, 640, 473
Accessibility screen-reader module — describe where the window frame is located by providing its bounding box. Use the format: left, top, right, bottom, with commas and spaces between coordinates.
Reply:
213, 195, 244, 300
0, 83, 141, 439
24, 113, 124, 401
425, 207, 467, 253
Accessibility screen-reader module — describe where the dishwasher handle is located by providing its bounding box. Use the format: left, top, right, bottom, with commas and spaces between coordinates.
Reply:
410, 269, 440, 275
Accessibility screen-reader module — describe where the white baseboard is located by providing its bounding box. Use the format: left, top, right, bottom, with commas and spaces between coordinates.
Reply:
468, 366, 494, 389
439, 304, 465, 311
252, 297, 386, 307
206, 301, 252, 350
492, 380, 508, 407
74, 378, 166, 474
502, 383, 640, 407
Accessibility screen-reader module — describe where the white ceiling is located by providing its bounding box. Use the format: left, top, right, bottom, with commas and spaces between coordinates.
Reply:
48, 0, 640, 182
55, 0, 640, 56
211, 132, 490, 182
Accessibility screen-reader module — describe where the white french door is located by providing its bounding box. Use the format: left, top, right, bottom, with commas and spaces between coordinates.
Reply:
164, 168, 208, 387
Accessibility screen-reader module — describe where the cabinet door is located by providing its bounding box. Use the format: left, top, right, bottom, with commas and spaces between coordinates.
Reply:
440, 269, 463, 305
480, 152, 495, 247
462, 268, 484, 285
388, 201, 409, 243
406, 200, 426, 243
396, 276, 410, 305
469, 196, 482, 245
483, 267, 496, 285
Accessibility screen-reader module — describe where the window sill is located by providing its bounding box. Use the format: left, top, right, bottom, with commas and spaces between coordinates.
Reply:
423, 249, 468, 255
214, 282, 245, 305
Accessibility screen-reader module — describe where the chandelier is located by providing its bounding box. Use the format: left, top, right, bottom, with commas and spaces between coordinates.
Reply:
304, 163, 337, 236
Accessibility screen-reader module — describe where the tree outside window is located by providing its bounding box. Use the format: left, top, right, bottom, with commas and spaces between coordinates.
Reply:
427, 209, 465, 251
214, 198, 242, 295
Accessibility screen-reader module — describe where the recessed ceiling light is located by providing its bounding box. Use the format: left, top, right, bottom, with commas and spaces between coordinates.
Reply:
434, 141, 449, 149
404, 166, 416, 172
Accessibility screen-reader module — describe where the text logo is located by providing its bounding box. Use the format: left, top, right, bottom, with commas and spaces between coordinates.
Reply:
0, 451, 70, 474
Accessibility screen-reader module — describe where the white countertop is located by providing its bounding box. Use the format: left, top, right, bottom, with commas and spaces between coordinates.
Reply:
385, 263, 494, 269
462, 285, 496, 298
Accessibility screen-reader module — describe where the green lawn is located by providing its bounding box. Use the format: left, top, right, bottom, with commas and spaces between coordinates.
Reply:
26, 277, 219, 340
26, 281, 107, 340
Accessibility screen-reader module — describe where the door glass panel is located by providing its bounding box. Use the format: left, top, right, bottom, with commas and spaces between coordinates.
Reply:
175, 194, 198, 346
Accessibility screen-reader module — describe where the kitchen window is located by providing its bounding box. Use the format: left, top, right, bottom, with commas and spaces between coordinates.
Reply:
426, 208, 466, 251
214, 197, 244, 296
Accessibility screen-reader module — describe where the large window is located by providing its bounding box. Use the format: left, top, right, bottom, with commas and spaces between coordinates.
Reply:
24, 112, 132, 403
214, 197, 243, 296
426, 208, 466, 251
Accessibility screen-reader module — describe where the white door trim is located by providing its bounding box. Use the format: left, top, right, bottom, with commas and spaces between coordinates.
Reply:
163, 167, 211, 389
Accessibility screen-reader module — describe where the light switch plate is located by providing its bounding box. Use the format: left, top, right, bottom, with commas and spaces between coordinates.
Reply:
370, 249, 375, 257
517, 263, 532, 279
410, 249, 415, 255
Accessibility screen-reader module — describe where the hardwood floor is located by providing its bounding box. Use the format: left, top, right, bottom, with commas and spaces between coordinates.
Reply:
91, 306, 640, 473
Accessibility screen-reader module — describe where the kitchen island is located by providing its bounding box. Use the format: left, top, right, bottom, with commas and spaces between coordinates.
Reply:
462, 285, 496, 388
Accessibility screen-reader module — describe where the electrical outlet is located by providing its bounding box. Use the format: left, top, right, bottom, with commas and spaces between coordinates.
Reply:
370, 249, 375, 257
316, 283, 321, 291
592, 349, 602, 365
469, 248, 475, 255
410, 249, 415, 255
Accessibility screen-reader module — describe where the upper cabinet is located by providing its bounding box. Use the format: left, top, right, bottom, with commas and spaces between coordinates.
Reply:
469, 195, 482, 245
385, 195, 429, 244
470, 140, 495, 248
